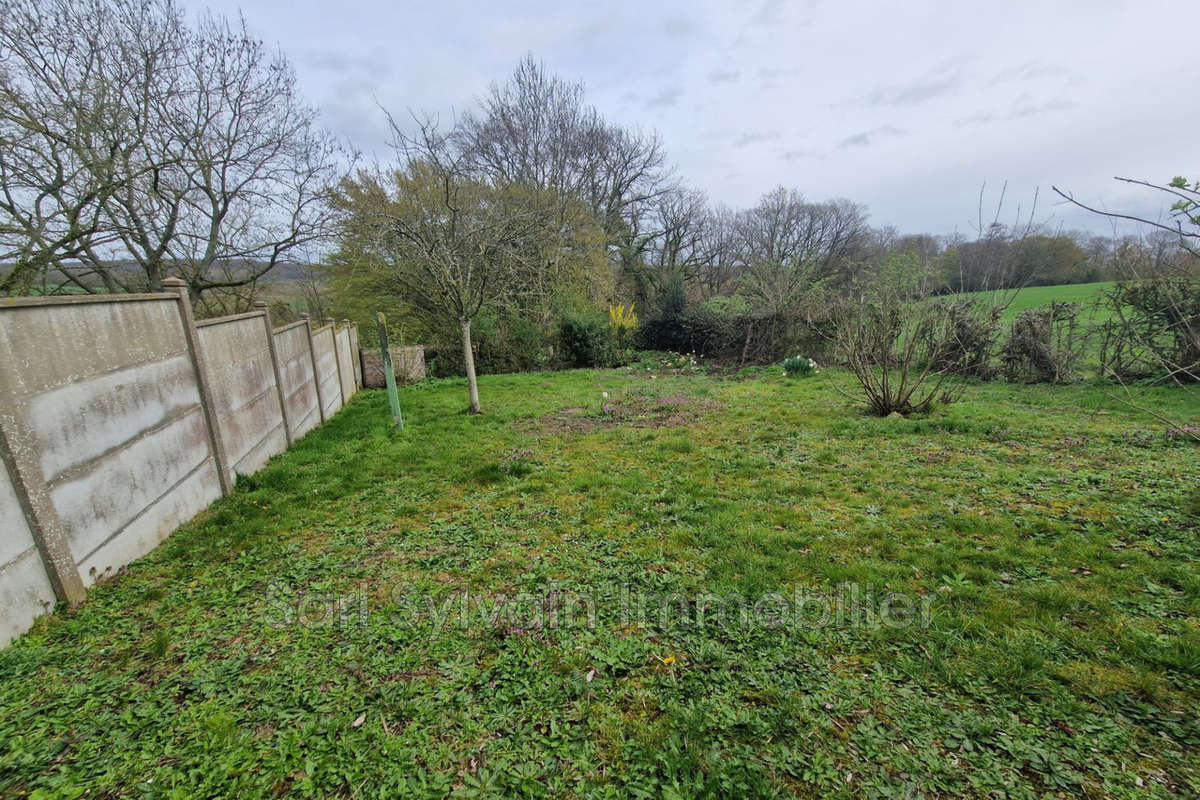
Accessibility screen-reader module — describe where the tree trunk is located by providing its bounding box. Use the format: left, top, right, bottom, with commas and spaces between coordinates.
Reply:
739, 321, 754, 366
460, 318, 481, 414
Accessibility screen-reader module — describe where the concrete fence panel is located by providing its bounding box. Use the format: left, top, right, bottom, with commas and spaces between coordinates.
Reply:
272, 321, 321, 440
311, 325, 342, 419
0, 296, 223, 591
195, 312, 288, 478
0, 452, 57, 647
0, 284, 363, 646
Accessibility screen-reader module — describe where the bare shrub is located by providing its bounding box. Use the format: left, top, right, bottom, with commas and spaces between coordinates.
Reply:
1098, 275, 1200, 383
833, 257, 960, 416
925, 297, 1004, 378
1001, 302, 1086, 383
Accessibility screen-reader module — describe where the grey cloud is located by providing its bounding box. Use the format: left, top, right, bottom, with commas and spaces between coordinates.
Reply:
734, 131, 781, 147
866, 78, 956, 106
749, 0, 787, 28
954, 112, 994, 128
861, 57, 967, 107
708, 69, 740, 84
302, 50, 350, 71
644, 86, 684, 108
755, 66, 801, 89
839, 125, 905, 148
301, 48, 389, 77
202, 0, 1196, 239
661, 16, 695, 37
989, 60, 1068, 85
1010, 93, 1078, 118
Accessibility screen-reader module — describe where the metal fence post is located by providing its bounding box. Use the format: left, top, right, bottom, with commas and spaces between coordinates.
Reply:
376, 312, 404, 430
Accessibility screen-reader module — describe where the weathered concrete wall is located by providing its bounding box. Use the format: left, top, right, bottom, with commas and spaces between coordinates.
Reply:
273, 322, 321, 440
312, 326, 342, 419
196, 313, 288, 478
335, 326, 356, 406
0, 453, 56, 647
0, 298, 223, 589
361, 346, 427, 388
0, 291, 360, 646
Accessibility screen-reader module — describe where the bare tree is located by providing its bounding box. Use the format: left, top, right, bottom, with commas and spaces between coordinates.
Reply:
731, 187, 869, 315
628, 187, 711, 304
0, 0, 182, 294
0, 0, 343, 308
695, 205, 743, 300
457, 55, 674, 252
833, 254, 961, 416
101, 11, 343, 309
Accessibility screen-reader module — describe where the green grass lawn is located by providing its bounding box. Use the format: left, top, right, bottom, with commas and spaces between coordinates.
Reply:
961, 281, 1116, 323
2, 368, 1197, 798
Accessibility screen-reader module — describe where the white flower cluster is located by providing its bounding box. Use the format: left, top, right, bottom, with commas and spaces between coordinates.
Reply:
787, 355, 816, 371
782, 355, 820, 376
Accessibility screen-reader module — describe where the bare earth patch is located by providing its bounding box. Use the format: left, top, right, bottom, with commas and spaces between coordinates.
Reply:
527, 391, 724, 434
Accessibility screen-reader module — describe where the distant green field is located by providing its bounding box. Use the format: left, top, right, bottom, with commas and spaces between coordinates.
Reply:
961, 281, 1116, 322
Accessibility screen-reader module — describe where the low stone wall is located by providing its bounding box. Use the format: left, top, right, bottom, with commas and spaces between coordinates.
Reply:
360, 345, 426, 388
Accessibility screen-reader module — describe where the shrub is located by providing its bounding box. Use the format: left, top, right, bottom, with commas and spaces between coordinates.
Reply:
781, 355, 819, 377
926, 297, 1003, 378
1001, 302, 1086, 383
424, 312, 553, 377
728, 312, 835, 365
833, 257, 962, 416
558, 313, 614, 368
639, 305, 731, 356
608, 303, 638, 349
1097, 276, 1200, 382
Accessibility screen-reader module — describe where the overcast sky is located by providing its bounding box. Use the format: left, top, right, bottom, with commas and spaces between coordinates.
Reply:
204, 0, 1193, 237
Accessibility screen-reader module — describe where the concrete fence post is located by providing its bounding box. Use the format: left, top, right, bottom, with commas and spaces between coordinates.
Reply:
255, 302, 293, 448
302, 314, 326, 423
349, 324, 362, 390
328, 317, 345, 407
164, 277, 233, 496
0, 420, 86, 605
342, 319, 354, 398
